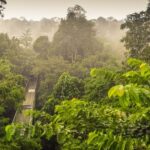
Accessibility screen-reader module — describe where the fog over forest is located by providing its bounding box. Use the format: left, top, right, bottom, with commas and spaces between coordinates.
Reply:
0, 16, 125, 59
0, 17, 123, 41
0, 1, 150, 150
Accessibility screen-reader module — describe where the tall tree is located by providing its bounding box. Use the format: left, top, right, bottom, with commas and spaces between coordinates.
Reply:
121, 1, 150, 63
33, 36, 50, 59
20, 29, 32, 49
52, 5, 99, 63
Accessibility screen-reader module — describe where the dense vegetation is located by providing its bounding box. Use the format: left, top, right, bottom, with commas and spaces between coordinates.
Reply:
0, 2, 150, 150
121, 1, 150, 63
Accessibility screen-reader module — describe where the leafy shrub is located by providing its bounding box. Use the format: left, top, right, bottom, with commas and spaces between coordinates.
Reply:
53, 72, 84, 100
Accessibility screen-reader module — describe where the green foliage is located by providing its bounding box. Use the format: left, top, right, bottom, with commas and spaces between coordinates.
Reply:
0, 33, 35, 78
109, 84, 150, 107
42, 97, 59, 115
5, 99, 126, 149
32, 5, 121, 110
52, 5, 99, 63
34, 56, 70, 108
86, 131, 149, 150
5, 124, 16, 141
33, 36, 50, 59
108, 58, 150, 107
2, 3, 150, 149
0, 33, 11, 56
121, 3, 150, 63
53, 72, 84, 100
4, 122, 42, 149
85, 68, 115, 101
0, 59, 24, 137
41, 59, 150, 149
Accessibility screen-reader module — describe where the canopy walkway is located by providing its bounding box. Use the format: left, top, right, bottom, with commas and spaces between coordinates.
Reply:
13, 79, 37, 124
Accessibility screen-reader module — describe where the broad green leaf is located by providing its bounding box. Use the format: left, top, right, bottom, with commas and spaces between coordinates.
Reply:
5, 124, 16, 141
87, 131, 98, 145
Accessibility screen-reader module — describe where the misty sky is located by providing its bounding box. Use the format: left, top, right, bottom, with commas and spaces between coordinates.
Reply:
5, 0, 148, 20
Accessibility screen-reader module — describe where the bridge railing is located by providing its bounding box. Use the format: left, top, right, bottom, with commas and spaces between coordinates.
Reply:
12, 79, 30, 123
